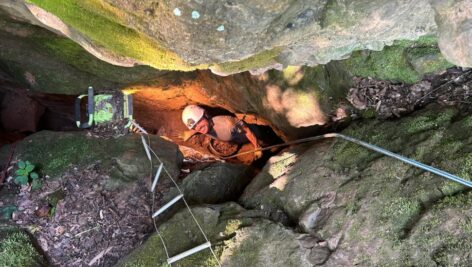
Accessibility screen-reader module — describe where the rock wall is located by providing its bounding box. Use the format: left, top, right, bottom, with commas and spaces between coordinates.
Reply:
1, 0, 469, 74
122, 105, 472, 266
241, 105, 472, 265
0, 8, 164, 94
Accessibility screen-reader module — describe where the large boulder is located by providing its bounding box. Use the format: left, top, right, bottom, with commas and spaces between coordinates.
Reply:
0, 10, 163, 94
117, 202, 247, 266
2, 0, 468, 74
0, 131, 183, 185
241, 105, 472, 265
118, 202, 314, 267
176, 163, 253, 204
432, 0, 472, 67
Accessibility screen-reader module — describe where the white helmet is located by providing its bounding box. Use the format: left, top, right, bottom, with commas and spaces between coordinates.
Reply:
182, 105, 205, 129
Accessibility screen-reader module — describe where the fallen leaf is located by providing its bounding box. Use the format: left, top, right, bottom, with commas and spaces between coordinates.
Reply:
55, 226, 65, 236
35, 205, 50, 218
88, 246, 113, 266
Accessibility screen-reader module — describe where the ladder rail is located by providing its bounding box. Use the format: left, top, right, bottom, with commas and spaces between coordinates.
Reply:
139, 131, 221, 266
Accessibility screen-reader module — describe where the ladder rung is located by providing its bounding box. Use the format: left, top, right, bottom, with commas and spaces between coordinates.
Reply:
141, 135, 152, 161
152, 194, 183, 218
167, 242, 212, 264
151, 163, 164, 192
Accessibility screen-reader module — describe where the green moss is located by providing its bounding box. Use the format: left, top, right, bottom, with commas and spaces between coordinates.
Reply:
457, 154, 472, 181
0, 16, 163, 94
224, 219, 244, 236
118, 205, 237, 267
173, 246, 223, 267
334, 141, 373, 168
435, 191, 472, 210
400, 108, 456, 134
119, 234, 168, 267
431, 234, 472, 265
34, 36, 162, 84
406, 47, 454, 75
27, 0, 202, 71
341, 45, 420, 83
14, 131, 104, 177
379, 197, 422, 238
361, 108, 377, 119
339, 35, 453, 83
211, 48, 281, 74
12, 131, 153, 179
0, 228, 44, 266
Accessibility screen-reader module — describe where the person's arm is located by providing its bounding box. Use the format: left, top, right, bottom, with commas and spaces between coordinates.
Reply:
233, 119, 262, 159
242, 124, 260, 150
180, 129, 198, 141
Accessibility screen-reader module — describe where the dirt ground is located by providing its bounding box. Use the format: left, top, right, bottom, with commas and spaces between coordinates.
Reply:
347, 67, 472, 118
9, 163, 175, 266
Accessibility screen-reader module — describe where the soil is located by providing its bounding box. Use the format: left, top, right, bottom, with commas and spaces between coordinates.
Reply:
9, 163, 174, 266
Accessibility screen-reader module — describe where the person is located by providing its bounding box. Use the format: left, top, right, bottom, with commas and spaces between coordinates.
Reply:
181, 105, 263, 158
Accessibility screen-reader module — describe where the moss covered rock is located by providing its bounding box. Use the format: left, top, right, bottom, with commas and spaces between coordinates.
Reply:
0, 14, 163, 94
337, 36, 454, 83
0, 131, 182, 185
0, 224, 47, 266
22, 0, 201, 71
118, 202, 313, 267
117, 202, 247, 266
175, 163, 253, 204
241, 105, 472, 265
5, 0, 461, 75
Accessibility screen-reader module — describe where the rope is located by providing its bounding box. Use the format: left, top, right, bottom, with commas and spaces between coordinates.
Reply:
135, 121, 222, 267
220, 134, 332, 159
221, 133, 472, 188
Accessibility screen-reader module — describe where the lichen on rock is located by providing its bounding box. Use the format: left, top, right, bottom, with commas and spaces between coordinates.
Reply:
6, 0, 468, 75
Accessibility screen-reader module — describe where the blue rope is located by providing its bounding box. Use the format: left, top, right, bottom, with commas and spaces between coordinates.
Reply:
224, 132, 472, 188
330, 133, 472, 188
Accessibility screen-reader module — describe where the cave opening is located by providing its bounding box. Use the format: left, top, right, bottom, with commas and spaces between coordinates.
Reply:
0, 77, 285, 167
